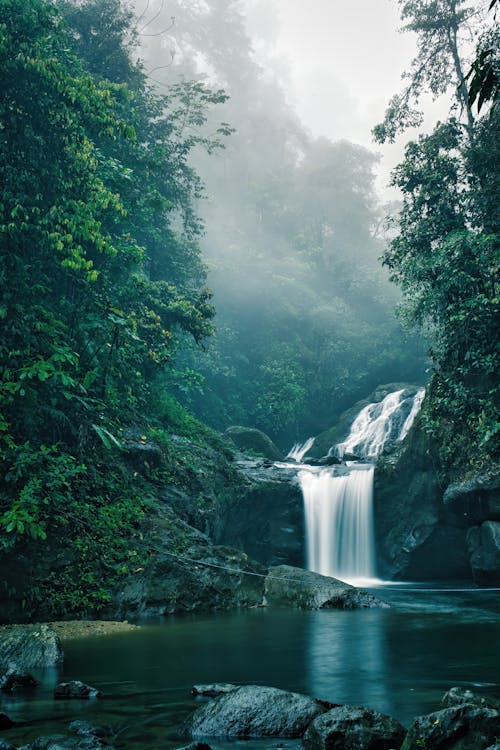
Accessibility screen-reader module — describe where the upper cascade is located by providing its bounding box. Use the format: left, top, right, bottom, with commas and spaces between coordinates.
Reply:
286, 437, 315, 463
334, 387, 425, 460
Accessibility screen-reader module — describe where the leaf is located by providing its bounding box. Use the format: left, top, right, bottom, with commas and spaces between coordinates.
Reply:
91, 424, 123, 450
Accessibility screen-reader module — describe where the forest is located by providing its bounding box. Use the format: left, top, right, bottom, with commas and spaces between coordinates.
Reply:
0, 0, 499, 748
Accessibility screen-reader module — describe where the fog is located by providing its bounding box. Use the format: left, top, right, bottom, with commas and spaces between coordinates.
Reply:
133, 0, 430, 441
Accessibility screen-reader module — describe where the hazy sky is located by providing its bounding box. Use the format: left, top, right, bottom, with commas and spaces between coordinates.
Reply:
245, 0, 449, 196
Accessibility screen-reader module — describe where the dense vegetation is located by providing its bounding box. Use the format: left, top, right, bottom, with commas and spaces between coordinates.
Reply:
0, 0, 497, 616
0, 0, 230, 614
374, 0, 499, 476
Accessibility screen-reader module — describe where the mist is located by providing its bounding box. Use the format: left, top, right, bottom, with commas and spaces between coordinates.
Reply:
131, 0, 428, 444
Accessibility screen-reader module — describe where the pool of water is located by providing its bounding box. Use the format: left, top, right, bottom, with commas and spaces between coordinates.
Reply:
3, 585, 499, 749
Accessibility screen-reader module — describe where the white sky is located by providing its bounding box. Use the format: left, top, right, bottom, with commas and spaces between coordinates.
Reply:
245, 0, 450, 197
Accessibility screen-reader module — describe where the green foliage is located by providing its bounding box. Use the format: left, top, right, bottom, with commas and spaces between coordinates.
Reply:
383, 111, 500, 472
0, 0, 230, 615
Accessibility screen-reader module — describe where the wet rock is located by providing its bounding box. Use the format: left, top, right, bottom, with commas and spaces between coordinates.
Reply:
174, 744, 213, 750
401, 703, 500, 749
114, 506, 266, 619
302, 704, 406, 750
185, 684, 324, 738
22, 736, 112, 750
0, 625, 63, 672
467, 521, 500, 586
54, 681, 102, 699
224, 427, 283, 461
0, 716, 14, 730
0, 739, 17, 750
0, 669, 39, 693
443, 473, 500, 525
67, 723, 106, 739
264, 565, 388, 610
441, 686, 497, 709
191, 684, 239, 697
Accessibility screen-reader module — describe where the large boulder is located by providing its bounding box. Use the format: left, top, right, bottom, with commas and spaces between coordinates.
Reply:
224, 427, 283, 461
374, 420, 470, 580
466, 521, 500, 585
0, 625, 63, 672
443, 473, 500, 525
264, 565, 388, 610
113, 505, 266, 619
302, 705, 406, 750
217, 456, 305, 567
401, 703, 500, 749
185, 685, 324, 738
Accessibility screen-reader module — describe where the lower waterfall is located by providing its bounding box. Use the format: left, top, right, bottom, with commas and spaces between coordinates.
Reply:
297, 387, 425, 584
301, 464, 376, 582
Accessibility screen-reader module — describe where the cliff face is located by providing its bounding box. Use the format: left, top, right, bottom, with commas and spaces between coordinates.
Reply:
374, 418, 500, 584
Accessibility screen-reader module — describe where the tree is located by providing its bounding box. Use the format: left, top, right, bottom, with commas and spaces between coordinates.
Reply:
373, 0, 485, 143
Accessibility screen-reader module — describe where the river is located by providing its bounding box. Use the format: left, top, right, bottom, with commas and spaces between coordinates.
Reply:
3, 584, 499, 749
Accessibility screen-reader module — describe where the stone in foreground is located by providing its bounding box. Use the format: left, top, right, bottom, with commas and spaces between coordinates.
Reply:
0, 625, 63, 672
191, 684, 239, 697
264, 565, 388, 610
401, 703, 500, 749
54, 681, 102, 700
185, 684, 324, 738
302, 705, 406, 750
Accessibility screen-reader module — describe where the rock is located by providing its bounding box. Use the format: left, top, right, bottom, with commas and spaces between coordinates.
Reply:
443, 473, 500, 524
174, 744, 213, 750
54, 681, 102, 699
185, 684, 324, 738
0, 739, 16, 750
401, 703, 500, 749
113, 505, 266, 619
218, 457, 305, 567
0, 716, 14, 730
0, 669, 39, 692
264, 565, 388, 610
191, 684, 239, 697
467, 521, 500, 586
0, 625, 63, 672
67, 723, 106, 739
302, 704, 406, 750
122, 427, 162, 472
22, 736, 111, 750
305, 456, 342, 467
224, 427, 283, 461
441, 686, 496, 709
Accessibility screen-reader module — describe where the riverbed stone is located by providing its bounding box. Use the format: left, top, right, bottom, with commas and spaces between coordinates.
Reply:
185, 684, 325, 738
264, 565, 388, 610
22, 736, 113, 750
174, 744, 213, 750
0, 739, 16, 750
0, 625, 63, 672
54, 681, 102, 699
302, 705, 406, 750
0, 669, 39, 693
191, 684, 239, 697
401, 703, 500, 749
441, 686, 496, 709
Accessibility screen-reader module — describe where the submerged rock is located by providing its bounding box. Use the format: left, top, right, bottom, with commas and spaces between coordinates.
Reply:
0, 625, 63, 672
191, 684, 239, 697
401, 703, 500, 749
54, 681, 102, 699
22, 736, 113, 750
302, 705, 406, 750
264, 565, 388, 610
185, 684, 324, 738
0, 670, 39, 693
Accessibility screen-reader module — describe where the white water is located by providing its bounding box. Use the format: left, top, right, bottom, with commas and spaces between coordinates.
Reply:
286, 437, 315, 463
298, 388, 425, 584
301, 464, 376, 582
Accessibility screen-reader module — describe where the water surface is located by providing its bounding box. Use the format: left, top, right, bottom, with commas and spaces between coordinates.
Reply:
3, 585, 499, 749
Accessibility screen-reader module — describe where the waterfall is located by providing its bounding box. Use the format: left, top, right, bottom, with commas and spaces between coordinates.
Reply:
298, 387, 425, 584
286, 437, 315, 463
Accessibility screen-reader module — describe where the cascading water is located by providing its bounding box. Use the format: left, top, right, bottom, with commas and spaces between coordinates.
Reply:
287, 437, 315, 463
298, 387, 425, 584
